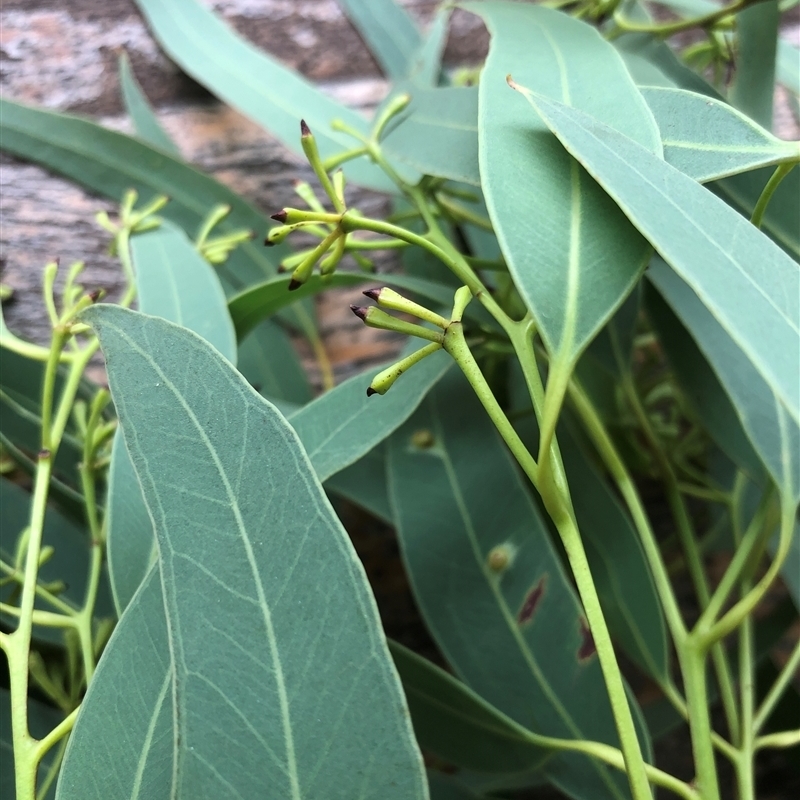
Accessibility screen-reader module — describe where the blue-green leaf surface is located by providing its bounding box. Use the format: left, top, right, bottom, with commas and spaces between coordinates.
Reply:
513, 86, 800, 428
78, 305, 428, 798
409, 7, 452, 86
382, 87, 479, 185
336, 0, 421, 80
648, 259, 799, 502
388, 370, 644, 800
118, 51, 180, 156
106, 221, 237, 612
470, 0, 661, 368
389, 640, 551, 774
644, 277, 765, 482
289, 346, 451, 483
640, 87, 799, 182
324, 445, 392, 523
134, 0, 393, 192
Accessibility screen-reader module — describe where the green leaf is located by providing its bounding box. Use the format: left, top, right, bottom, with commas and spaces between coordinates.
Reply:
336, 0, 421, 80
133, 0, 393, 192
2, 688, 63, 800
236, 321, 313, 405
640, 87, 799, 182
382, 87, 480, 185
427, 772, 485, 800
730, 0, 780, 130
106, 221, 238, 612
559, 431, 669, 683
409, 8, 452, 87
289, 346, 451, 483
0, 478, 115, 642
389, 639, 551, 773
324, 445, 392, 523
388, 370, 644, 800
470, 0, 661, 368
647, 259, 799, 501
513, 86, 800, 429
714, 166, 799, 261
56, 567, 174, 800
644, 277, 765, 482
118, 51, 180, 156
81, 304, 427, 798
229, 270, 460, 341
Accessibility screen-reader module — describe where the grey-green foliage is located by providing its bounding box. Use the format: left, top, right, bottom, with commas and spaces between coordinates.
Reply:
61, 306, 428, 799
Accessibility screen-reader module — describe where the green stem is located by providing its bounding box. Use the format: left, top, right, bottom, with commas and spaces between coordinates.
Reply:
623, 373, 740, 745
734, 576, 755, 800
755, 729, 800, 750
444, 322, 652, 800
680, 644, 723, 800
754, 636, 800, 733
750, 163, 795, 228
613, 0, 750, 37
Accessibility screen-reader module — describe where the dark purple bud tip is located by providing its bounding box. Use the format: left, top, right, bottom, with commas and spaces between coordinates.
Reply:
264, 236, 274, 247
288, 279, 303, 291
366, 386, 378, 397
277, 263, 288, 273
300, 119, 311, 137
88, 289, 102, 302
271, 210, 288, 223
362, 287, 382, 301
349, 304, 368, 321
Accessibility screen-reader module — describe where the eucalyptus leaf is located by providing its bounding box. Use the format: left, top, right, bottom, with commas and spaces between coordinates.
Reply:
512, 85, 800, 427
382, 87, 480, 185
389, 640, 551, 774
81, 304, 428, 798
640, 87, 799, 182
427, 772, 485, 800
289, 346, 451, 483
324, 445, 392, 523
470, 0, 661, 368
647, 259, 799, 502
409, 7, 452, 86
133, 0, 394, 192
229, 271, 460, 341
389, 370, 646, 800
336, 0, 421, 81
118, 51, 180, 156
729, 0, 780, 129
106, 221, 238, 612
644, 278, 765, 482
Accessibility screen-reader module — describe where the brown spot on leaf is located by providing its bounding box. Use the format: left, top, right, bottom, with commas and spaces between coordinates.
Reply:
517, 576, 547, 625
578, 617, 596, 662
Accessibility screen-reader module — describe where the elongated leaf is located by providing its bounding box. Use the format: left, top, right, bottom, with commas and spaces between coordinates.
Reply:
324, 445, 392, 523
337, 0, 421, 80
640, 87, 799, 182
382, 87, 480, 185
409, 7, 452, 87
106, 221, 237, 612
290, 346, 451, 483
644, 278, 765, 481
81, 305, 427, 798
0, 478, 115, 641
471, 1, 661, 368
134, 0, 393, 192
647, 259, 799, 501
427, 772, 485, 800
513, 86, 800, 428
389, 640, 551, 773
118, 51, 180, 156
229, 270, 460, 341
57, 568, 173, 800
730, 0, 780, 129
559, 431, 668, 682
388, 370, 645, 800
